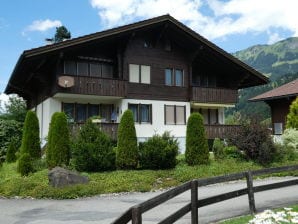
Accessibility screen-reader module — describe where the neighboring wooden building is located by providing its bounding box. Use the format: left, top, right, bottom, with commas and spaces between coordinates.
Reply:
5, 15, 268, 150
250, 79, 298, 135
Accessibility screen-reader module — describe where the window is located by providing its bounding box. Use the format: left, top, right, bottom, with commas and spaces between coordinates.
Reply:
274, 123, 283, 135
128, 103, 152, 123
77, 62, 88, 76
165, 105, 186, 125
129, 64, 151, 84
192, 108, 218, 125
165, 68, 184, 86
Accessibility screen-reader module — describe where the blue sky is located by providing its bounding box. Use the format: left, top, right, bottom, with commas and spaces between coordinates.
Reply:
1, 0, 298, 99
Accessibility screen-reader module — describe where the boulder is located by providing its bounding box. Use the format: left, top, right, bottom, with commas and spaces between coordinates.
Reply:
48, 167, 89, 188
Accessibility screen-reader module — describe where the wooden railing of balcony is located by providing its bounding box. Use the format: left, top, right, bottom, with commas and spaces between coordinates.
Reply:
63, 76, 127, 97
192, 87, 238, 104
204, 124, 240, 139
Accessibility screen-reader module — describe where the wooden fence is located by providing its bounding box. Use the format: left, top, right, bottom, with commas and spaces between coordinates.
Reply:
112, 165, 298, 224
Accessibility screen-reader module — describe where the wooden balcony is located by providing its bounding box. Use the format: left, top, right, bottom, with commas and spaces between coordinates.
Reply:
204, 124, 240, 139
60, 76, 127, 97
191, 87, 238, 104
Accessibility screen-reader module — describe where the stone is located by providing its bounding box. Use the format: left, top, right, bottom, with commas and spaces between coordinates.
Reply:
48, 167, 89, 188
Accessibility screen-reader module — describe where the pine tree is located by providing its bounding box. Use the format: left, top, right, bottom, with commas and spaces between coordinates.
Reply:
116, 110, 138, 169
286, 97, 298, 129
185, 113, 209, 165
54, 26, 71, 43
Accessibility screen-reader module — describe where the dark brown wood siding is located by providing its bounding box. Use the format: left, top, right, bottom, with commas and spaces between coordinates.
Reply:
191, 87, 238, 104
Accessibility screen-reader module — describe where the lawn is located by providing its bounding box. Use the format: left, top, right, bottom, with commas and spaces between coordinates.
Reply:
0, 156, 297, 199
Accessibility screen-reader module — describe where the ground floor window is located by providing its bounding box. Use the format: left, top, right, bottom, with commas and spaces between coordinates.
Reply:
192, 108, 218, 125
164, 105, 186, 125
128, 103, 152, 124
62, 103, 114, 123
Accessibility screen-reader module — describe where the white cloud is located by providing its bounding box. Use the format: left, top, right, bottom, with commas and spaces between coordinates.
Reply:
23, 19, 62, 35
89, 0, 298, 44
267, 32, 283, 45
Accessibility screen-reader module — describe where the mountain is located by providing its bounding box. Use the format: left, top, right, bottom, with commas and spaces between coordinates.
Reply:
227, 37, 298, 121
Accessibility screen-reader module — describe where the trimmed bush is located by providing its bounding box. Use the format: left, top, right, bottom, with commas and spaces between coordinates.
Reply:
20, 111, 41, 159
212, 138, 225, 160
139, 132, 178, 170
6, 137, 19, 163
185, 113, 209, 165
286, 97, 298, 129
116, 110, 138, 169
46, 112, 70, 168
223, 146, 243, 159
71, 119, 115, 172
17, 153, 33, 176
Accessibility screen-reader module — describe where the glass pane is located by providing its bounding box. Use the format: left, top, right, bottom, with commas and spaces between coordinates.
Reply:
63, 103, 74, 122
210, 109, 218, 124
201, 109, 209, 125
165, 105, 175, 124
90, 63, 101, 77
77, 62, 89, 76
88, 104, 99, 118
128, 104, 138, 122
129, 64, 139, 83
176, 106, 185, 124
141, 65, 150, 84
200, 75, 208, 87
102, 64, 113, 78
100, 104, 112, 122
64, 61, 76, 75
175, 69, 183, 86
76, 104, 87, 123
140, 104, 150, 123
165, 69, 172, 86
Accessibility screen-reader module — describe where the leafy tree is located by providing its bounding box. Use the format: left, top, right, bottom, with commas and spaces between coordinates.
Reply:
1, 95, 27, 122
46, 112, 70, 168
54, 26, 71, 43
286, 97, 298, 129
20, 111, 40, 159
185, 113, 209, 165
116, 110, 138, 169
71, 119, 115, 172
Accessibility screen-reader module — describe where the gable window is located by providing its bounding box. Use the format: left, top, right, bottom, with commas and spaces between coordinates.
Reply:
165, 105, 186, 125
165, 68, 184, 86
128, 103, 152, 124
129, 64, 150, 84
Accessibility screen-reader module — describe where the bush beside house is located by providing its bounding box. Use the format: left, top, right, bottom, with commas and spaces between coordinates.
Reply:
286, 97, 298, 129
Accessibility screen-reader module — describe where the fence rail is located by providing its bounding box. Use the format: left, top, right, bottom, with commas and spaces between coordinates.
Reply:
112, 165, 298, 224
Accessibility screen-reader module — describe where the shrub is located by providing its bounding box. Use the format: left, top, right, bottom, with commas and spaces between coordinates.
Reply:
20, 111, 41, 159
281, 128, 298, 160
212, 138, 225, 160
116, 110, 138, 169
17, 153, 33, 176
6, 137, 19, 163
227, 118, 276, 165
139, 132, 178, 170
46, 112, 70, 168
286, 97, 298, 129
71, 119, 115, 172
223, 146, 243, 159
185, 113, 209, 165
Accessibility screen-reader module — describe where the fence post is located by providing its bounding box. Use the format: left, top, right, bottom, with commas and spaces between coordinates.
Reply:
191, 180, 198, 224
246, 171, 256, 214
132, 205, 142, 224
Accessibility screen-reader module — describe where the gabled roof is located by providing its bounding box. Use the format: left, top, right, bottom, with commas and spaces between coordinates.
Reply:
5, 14, 268, 95
250, 78, 298, 102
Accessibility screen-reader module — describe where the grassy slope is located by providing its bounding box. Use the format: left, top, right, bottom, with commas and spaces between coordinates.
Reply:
0, 156, 297, 199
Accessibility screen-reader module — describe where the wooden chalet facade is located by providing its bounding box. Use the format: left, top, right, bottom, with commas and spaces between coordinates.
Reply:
5, 15, 268, 150
250, 79, 298, 135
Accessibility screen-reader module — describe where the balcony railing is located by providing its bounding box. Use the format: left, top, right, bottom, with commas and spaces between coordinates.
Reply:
59, 76, 127, 97
191, 87, 238, 104
204, 124, 240, 139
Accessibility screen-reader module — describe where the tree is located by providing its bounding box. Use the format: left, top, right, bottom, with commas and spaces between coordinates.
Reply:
54, 26, 71, 43
185, 113, 209, 165
116, 110, 138, 169
46, 112, 70, 168
286, 97, 298, 129
2, 95, 27, 122
20, 111, 41, 159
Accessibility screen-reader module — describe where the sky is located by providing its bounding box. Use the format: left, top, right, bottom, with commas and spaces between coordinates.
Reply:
1, 0, 298, 104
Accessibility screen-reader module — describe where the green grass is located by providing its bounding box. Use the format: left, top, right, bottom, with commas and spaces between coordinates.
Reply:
219, 204, 298, 224
0, 156, 297, 199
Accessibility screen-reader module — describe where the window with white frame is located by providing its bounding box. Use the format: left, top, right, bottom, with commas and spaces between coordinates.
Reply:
165, 68, 184, 86
128, 103, 152, 123
129, 64, 150, 84
164, 105, 186, 125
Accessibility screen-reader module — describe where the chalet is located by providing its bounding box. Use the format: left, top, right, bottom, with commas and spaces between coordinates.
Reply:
5, 15, 268, 149
250, 79, 298, 135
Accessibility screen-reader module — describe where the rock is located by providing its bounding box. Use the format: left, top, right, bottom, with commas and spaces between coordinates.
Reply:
48, 167, 89, 188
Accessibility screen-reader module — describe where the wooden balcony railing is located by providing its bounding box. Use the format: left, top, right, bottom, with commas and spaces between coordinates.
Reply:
204, 124, 240, 139
60, 76, 127, 97
192, 87, 238, 104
